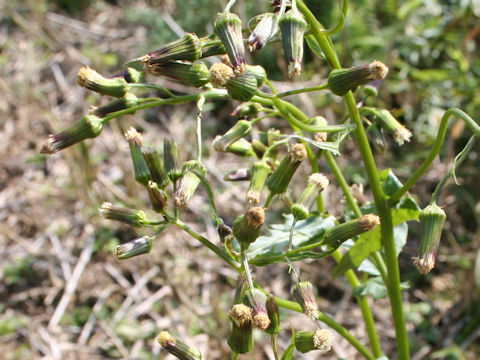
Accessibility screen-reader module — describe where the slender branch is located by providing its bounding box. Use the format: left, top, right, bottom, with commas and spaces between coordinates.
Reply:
275, 83, 328, 98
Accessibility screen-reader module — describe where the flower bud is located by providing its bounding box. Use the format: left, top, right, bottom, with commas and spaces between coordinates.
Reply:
245, 288, 270, 330
156, 331, 202, 360
226, 138, 256, 157
174, 160, 207, 209
312, 116, 328, 143
328, 60, 389, 96
291, 173, 329, 220
143, 33, 202, 65
251, 139, 267, 158
279, 9, 307, 77
90, 93, 139, 118
224, 168, 250, 182
231, 102, 263, 118
200, 37, 226, 58
247, 160, 271, 205
123, 67, 143, 83
40, 115, 104, 154
322, 214, 380, 247
77, 66, 129, 97
125, 127, 151, 186
147, 181, 167, 213
213, 120, 252, 152
163, 139, 182, 182
227, 304, 254, 354
209, 63, 234, 87
248, 13, 279, 51
115, 236, 153, 260
141, 147, 170, 189
218, 223, 234, 243
100, 202, 148, 227
363, 79, 383, 97
271, 0, 291, 12
265, 295, 282, 335
413, 203, 446, 274
245, 65, 267, 87
214, 12, 246, 75
233, 206, 265, 249
292, 281, 318, 319
295, 329, 333, 353
146, 60, 210, 88
225, 72, 259, 102
375, 109, 412, 146
267, 143, 307, 195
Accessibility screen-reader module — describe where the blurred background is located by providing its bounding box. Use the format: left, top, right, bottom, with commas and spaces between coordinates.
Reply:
1, 0, 480, 359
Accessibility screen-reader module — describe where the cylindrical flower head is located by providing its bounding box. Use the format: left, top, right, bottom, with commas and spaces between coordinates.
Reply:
265, 295, 282, 335
233, 206, 265, 249
125, 127, 151, 186
200, 36, 226, 58
293, 281, 318, 319
312, 116, 328, 143
328, 60, 389, 96
146, 60, 210, 88
100, 202, 148, 227
227, 304, 254, 354
213, 120, 252, 152
163, 139, 182, 182
214, 12, 246, 75
141, 147, 170, 189
291, 173, 329, 220
156, 331, 202, 360
279, 9, 307, 77
91, 93, 139, 118
231, 102, 262, 118
147, 181, 167, 213
375, 109, 412, 146
248, 13, 279, 51
226, 138, 256, 157
40, 115, 104, 154
413, 203, 446, 275
247, 160, 271, 205
267, 143, 307, 195
209, 63, 234, 88
245, 65, 267, 87
225, 72, 259, 102
295, 329, 333, 353
115, 236, 153, 260
251, 139, 267, 158
245, 288, 270, 330
174, 160, 207, 209
77, 66, 129, 97
143, 33, 202, 65
322, 214, 380, 247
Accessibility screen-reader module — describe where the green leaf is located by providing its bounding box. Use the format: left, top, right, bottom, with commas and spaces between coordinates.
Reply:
305, 35, 326, 60
353, 277, 388, 300
281, 329, 296, 360
246, 214, 336, 266
378, 168, 402, 196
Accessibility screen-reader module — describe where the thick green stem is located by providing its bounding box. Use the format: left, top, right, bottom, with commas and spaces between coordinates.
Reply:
275, 297, 375, 360
389, 108, 480, 205
297, 1, 409, 358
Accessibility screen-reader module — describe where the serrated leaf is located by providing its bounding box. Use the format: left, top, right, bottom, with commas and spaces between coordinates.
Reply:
246, 214, 336, 266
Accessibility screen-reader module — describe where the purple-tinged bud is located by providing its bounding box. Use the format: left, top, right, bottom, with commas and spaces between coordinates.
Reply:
141, 147, 170, 189
142, 33, 202, 65
218, 223, 234, 243
245, 288, 270, 330
248, 13, 279, 51
267, 143, 307, 195
100, 202, 148, 227
163, 139, 182, 182
156, 331, 202, 360
279, 9, 307, 77
224, 168, 250, 182
247, 160, 271, 205
295, 329, 333, 353
413, 203, 446, 275
115, 236, 153, 260
213, 120, 252, 152
293, 281, 318, 319
40, 115, 104, 154
125, 127, 151, 186
322, 214, 380, 247
291, 173, 329, 220
91, 93, 139, 118
77, 66, 129, 97
231, 102, 263, 118
265, 295, 282, 335
226, 72, 259, 102
328, 60, 389, 96
271, 0, 291, 12
145, 60, 210, 88
363, 79, 383, 97
214, 12, 246, 75
209, 63, 234, 88
227, 304, 254, 354
174, 160, 207, 209
233, 206, 265, 249
147, 181, 167, 213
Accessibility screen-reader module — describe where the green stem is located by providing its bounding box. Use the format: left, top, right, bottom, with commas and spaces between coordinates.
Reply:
129, 83, 176, 98
275, 298, 375, 360
275, 83, 328, 98
389, 108, 480, 205
196, 96, 205, 161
